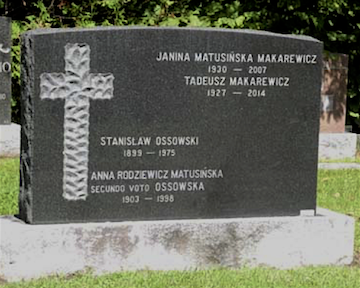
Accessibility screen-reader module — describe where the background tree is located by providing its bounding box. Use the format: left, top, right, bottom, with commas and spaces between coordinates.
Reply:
1, 0, 359, 131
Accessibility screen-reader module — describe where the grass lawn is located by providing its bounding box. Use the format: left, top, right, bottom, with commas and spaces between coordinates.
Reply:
318, 158, 360, 164
0, 158, 19, 215
2, 268, 360, 288
1, 157, 360, 287
317, 169, 360, 250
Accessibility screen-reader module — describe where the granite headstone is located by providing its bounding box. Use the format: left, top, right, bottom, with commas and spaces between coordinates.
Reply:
0, 17, 11, 125
19, 27, 322, 224
320, 53, 348, 133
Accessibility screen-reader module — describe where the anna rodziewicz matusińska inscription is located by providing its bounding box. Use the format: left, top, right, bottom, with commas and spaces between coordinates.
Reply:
19, 27, 323, 224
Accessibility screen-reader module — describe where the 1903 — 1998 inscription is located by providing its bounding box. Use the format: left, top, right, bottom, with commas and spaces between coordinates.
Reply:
20, 27, 323, 224
0, 17, 11, 125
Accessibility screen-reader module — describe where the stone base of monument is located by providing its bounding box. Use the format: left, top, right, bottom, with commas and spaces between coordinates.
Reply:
318, 133, 358, 160
0, 208, 354, 282
0, 123, 20, 158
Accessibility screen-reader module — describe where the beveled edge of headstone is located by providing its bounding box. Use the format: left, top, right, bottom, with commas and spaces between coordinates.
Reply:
22, 26, 322, 43
19, 30, 35, 224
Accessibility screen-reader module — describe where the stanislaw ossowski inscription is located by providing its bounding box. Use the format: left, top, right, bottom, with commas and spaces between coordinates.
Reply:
20, 28, 322, 224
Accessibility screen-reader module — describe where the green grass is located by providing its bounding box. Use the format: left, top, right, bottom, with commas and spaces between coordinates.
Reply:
317, 169, 360, 250
1, 157, 360, 287
318, 157, 360, 163
0, 157, 19, 215
2, 268, 360, 288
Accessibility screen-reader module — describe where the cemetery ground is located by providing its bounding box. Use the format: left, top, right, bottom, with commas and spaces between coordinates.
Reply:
1, 157, 360, 287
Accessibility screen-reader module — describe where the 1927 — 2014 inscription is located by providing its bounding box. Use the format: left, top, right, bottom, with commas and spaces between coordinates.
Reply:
20, 28, 322, 224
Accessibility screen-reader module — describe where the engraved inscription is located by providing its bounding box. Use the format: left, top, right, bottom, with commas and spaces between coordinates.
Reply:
89, 49, 319, 207
90, 168, 224, 204
0, 43, 10, 54
0, 61, 11, 73
156, 51, 317, 99
0, 18, 12, 125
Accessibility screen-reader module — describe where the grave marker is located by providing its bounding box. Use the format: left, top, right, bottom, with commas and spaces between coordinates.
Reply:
0, 16, 11, 125
320, 53, 348, 133
19, 27, 323, 224
2, 28, 354, 281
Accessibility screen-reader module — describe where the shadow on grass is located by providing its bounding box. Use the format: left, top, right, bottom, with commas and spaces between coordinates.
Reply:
351, 250, 360, 267
0, 277, 7, 286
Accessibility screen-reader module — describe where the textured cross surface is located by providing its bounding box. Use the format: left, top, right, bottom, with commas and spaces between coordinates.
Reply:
40, 43, 114, 201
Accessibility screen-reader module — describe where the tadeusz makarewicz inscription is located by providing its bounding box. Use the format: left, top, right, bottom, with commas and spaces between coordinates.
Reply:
19, 27, 323, 224
0, 16, 12, 125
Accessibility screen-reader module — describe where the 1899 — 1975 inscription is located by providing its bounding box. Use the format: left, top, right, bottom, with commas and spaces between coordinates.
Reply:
20, 28, 322, 224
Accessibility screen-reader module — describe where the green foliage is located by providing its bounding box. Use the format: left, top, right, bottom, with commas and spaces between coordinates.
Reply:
2, 0, 360, 126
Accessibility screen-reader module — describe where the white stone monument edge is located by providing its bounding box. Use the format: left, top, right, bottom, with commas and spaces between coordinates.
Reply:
0, 123, 20, 157
318, 133, 358, 160
0, 207, 354, 282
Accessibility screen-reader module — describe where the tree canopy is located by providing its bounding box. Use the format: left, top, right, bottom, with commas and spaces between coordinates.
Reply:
1, 0, 359, 129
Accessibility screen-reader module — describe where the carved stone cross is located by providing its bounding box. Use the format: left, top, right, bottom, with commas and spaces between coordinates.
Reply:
40, 43, 114, 201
